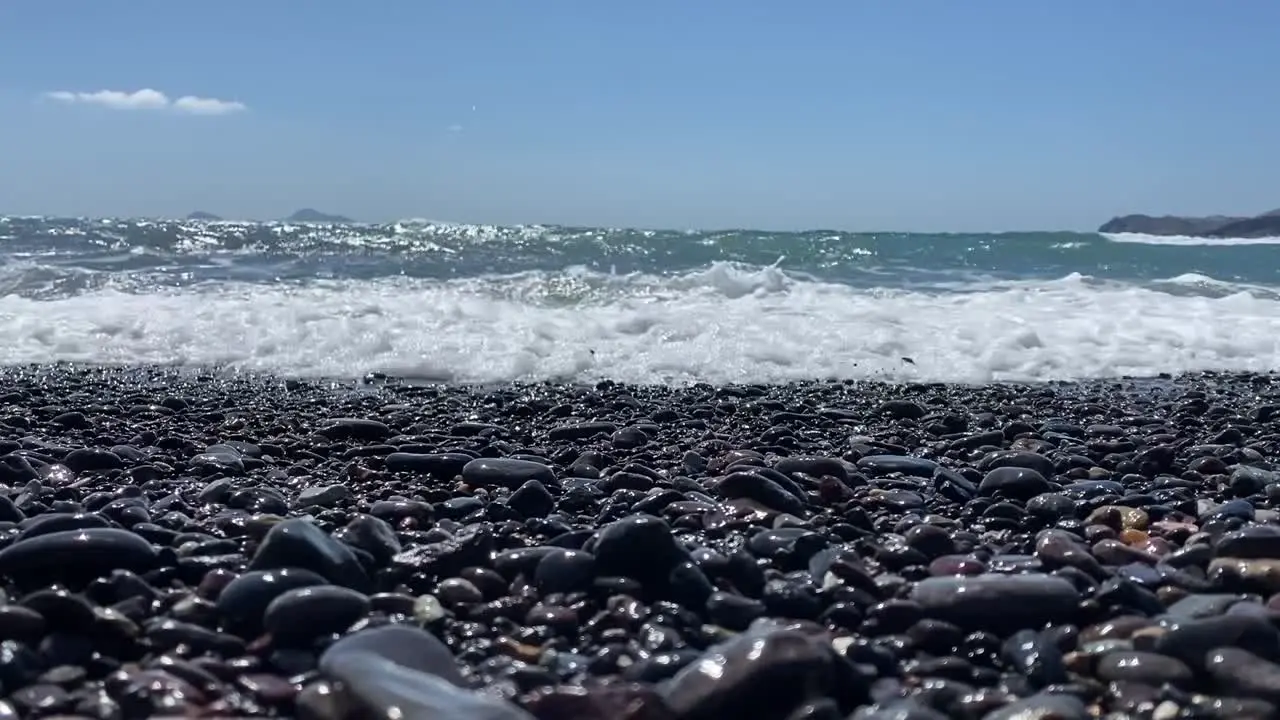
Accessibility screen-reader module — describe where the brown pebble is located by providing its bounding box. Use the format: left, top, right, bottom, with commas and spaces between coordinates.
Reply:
1086, 505, 1149, 532
1080, 615, 1154, 643
496, 636, 542, 663
1130, 626, 1168, 651
1119, 529, 1148, 546
238, 673, 298, 704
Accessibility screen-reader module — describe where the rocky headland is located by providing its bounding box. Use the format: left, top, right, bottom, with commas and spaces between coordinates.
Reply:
1099, 208, 1280, 238
182, 209, 355, 223
0, 365, 1278, 717
284, 209, 354, 224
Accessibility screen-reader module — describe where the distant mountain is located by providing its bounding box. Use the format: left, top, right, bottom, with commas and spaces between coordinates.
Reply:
284, 208, 354, 224
186, 211, 223, 221
1207, 212, 1280, 238
1098, 208, 1280, 238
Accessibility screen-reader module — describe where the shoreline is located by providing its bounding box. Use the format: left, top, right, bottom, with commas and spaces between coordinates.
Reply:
8, 358, 1274, 388
0, 363, 1277, 716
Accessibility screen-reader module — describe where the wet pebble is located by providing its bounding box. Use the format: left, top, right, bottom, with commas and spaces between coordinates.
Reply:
263, 585, 371, 644
0, 366, 1275, 719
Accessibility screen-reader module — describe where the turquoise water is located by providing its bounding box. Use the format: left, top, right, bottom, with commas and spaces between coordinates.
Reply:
2, 217, 1279, 294
0, 216, 1277, 384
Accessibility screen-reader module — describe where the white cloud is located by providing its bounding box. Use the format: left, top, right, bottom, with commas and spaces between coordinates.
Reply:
44, 88, 169, 110
42, 88, 246, 115
172, 95, 247, 115
447, 124, 464, 133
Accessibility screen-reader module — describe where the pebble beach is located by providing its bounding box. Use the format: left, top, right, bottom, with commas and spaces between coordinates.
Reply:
0, 365, 1278, 718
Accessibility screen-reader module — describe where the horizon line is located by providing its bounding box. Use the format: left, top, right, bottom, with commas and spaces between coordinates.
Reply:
0, 213, 1097, 235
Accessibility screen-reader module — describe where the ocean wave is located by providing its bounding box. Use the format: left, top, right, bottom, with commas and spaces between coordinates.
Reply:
0, 265, 1275, 384
1102, 232, 1280, 246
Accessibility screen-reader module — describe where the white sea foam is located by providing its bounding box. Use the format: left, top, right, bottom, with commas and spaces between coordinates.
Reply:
0, 265, 1277, 384
1103, 232, 1280, 246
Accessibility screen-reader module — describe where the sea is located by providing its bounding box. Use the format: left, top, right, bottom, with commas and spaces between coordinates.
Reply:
0, 216, 1278, 386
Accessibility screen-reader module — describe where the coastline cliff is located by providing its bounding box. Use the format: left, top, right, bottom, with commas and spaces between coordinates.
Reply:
1099, 208, 1280, 237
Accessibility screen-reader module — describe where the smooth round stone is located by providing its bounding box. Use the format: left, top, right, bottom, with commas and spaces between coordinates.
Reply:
492, 547, 559, 579
507, 480, 555, 518
981, 451, 1056, 479
706, 592, 766, 631
590, 514, 686, 585
216, 568, 329, 633
263, 586, 371, 644
295, 680, 343, 720
1215, 525, 1280, 559
1231, 465, 1280, 493
0, 606, 45, 643
927, 555, 986, 577
315, 418, 392, 441
413, 595, 446, 624
145, 617, 245, 656
1063, 480, 1124, 499
0, 455, 40, 486
15, 513, 110, 541
62, 448, 124, 472
978, 466, 1054, 500
1201, 498, 1255, 523
747, 528, 827, 561
369, 592, 418, 616
1086, 505, 1150, 531
434, 578, 484, 607
1162, 593, 1251, 620
334, 514, 402, 565
1095, 650, 1192, 685
855, 455, 938, 478
18, 589, 95, 633
38, 464, 76, 487
320, 624, 466, 687
10, 683, 70, 714
1093, 539, 1159, 566
368, 500, 432, 521
933, 467, 977, 501
1001, 628, 1067, 687
714, 472, 806, 516
1153, 615, 1280, 671
461, 458, 555, 488
1025, 493, 1076, 520
534, 549, 597, 595
1205, 647, 1280, 703
610, 427, 649, 450
774, 456, 850, 483
548, 422, 618, 441
876, 491, 924, 512
1081, 616, 1155, 644
876, 400, 926, 419
198, 478, 234, 504
1215, 555, 1280, 593
220, 441, 261, 457
190, 451, 244, 475
983, 693, 1088, 720
902, 524, 955, 558
522, 683, 672, 720
247, 518, 370, 591
909, 574, 1079, 632
438, 497, 485, 519
661, 625, 864, 719
1036, 530, 1106, 577
322, 649, 534, 720
295, 484, 351, 509
0, 528, 158, 582
384, 452, 472, 479
0, 497, 22, 524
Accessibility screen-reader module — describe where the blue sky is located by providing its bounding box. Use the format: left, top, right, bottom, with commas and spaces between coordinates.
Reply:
2, 2, 1278, 231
